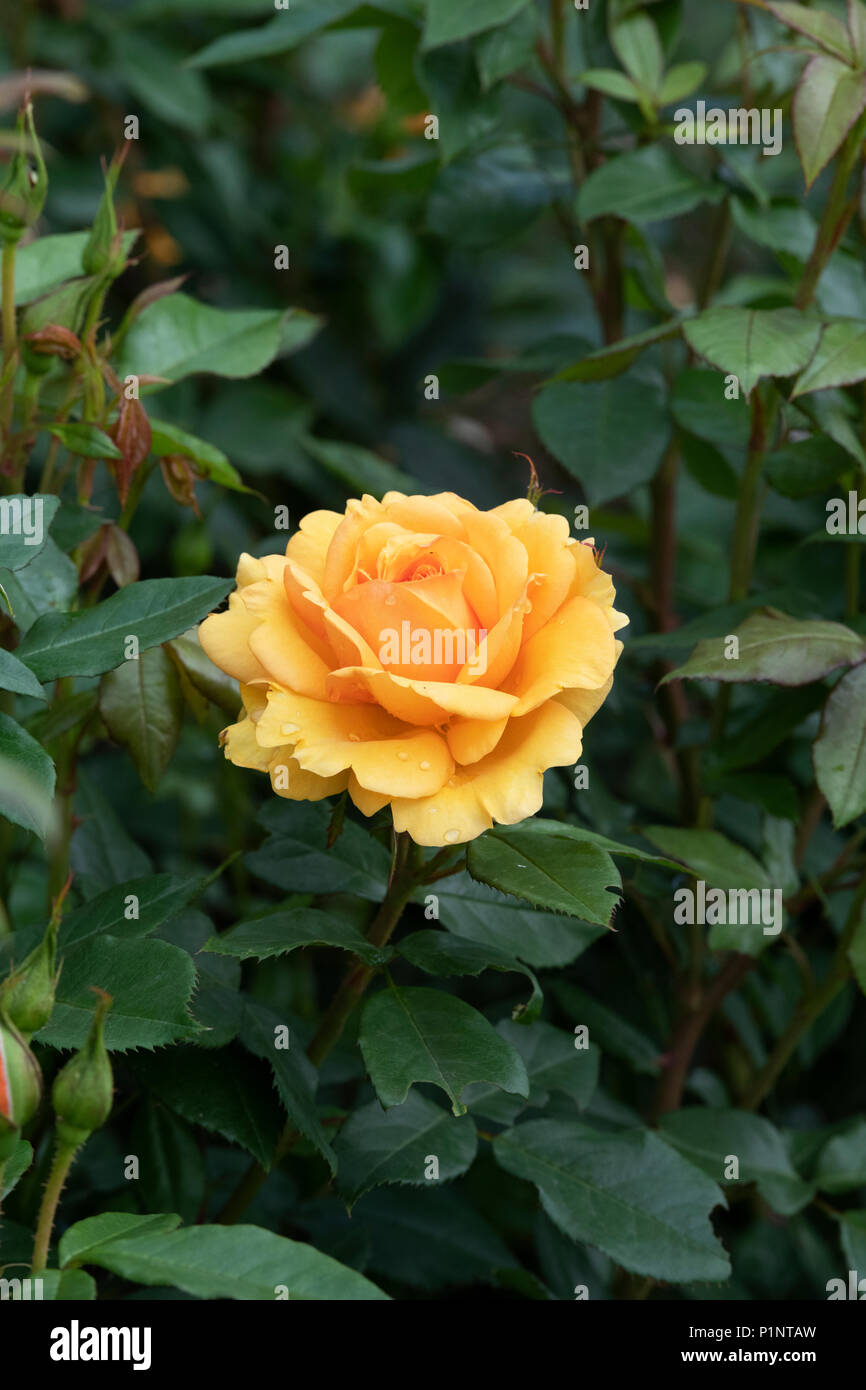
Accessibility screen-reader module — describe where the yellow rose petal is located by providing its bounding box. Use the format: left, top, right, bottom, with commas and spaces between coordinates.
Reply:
391, 701, 582, 846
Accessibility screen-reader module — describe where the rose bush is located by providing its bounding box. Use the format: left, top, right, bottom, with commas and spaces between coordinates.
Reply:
200, 491, 626, 844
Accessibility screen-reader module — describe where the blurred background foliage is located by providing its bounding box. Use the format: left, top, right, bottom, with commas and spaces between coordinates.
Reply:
1, 0, 865, 1301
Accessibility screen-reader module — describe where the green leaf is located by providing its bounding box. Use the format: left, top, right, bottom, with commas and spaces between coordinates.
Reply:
642, 826, 771, 891
0, 494, 60, 570
765, 2, 855, 63
549, 318, 685, 383
551, 980, 662, 1076
466, 1018, 600, 1124
188, 0, 367, 69
0, 648, 45, 701
814, 1118, 866, 1192
578, 69, 640, 103
766, 436, 849, 498
168, 627, 241, 715
247, 801, 391, 900
205, 906, 391, 967
532, 370, 670, 506
129, 1103, 206, 1224
609, 7, 663, 96
662, 610, 866, 687
577, 144, 724, 226
132, 1045, 281, 1166
850, 0, 866, 63
59, 873, 205, 949
98, 644, 184, 793
37, 1269, 97, 1301
683, 308, 823, 397
334, 1091, 477, 1204
660, 1109, 813, 1216
672, 368, 752, 449
814, 664, 866, 827
36, 936, 197, 1051
423, 0, 530, 50
14, 231, 138, 305
16, 575, 233, 681
1, 1139, 32, 1199
239, 999, 337, 1175
467, 825, 621, 925
359, 984, 530, 1116
423, 871, 606, 968
59, 1212, 180, 1267
840, 1211, 866, 1271
427, 144, 553, 249
514, 818, 683, 870
0, 711, 56, 839
113, 32, 211, 135
70, 772, 152, 894
658, 61, 707, 105
397, 929, 541, 1022
46, 422, 123, 460
791, 319, 866, 396
476, 5, 538, 89
792, 54, 866, 189
117, 292, 321, 385
0, 539, 77, 634
493, 1120, 730, 1282
148, 418, 252, 494
63, 1217, 389, 1298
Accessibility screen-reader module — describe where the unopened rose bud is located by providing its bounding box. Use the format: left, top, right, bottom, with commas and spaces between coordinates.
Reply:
2, 907, 61, 1038
0, 102, 48, 245
52, 990, 113, 1148
19, 277, 98, 376
82, 148, 129, 279
0, 1008, 43, 1136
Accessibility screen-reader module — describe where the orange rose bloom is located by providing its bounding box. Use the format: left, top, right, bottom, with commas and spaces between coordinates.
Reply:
198, 492, 626, 846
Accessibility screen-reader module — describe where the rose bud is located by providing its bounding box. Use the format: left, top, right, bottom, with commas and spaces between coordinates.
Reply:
82, 147, 129, 280
0, 102, 47, 245
0, 1007, 43, 1139
2, 909, 61, 1039
19, 277, 98, 376
52, 989, 113, 1149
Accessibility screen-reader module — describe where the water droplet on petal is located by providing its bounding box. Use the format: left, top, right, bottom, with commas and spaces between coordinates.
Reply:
281, 723, 299, 735
397, 750, 409, 761
444, 828, 461, 843
430, 807, 439, 815
348, 733, 361, 743
384, 593, 398, 606
419, 760, 431, 770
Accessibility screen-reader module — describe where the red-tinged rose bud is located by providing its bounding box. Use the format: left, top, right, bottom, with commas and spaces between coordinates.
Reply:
108, 395, 151, 504
22, 324, 83, 364
52, 990, 113, 1148
160, 453, 200, 516
19, 277, 99, 375
0, 1008, 43, 1132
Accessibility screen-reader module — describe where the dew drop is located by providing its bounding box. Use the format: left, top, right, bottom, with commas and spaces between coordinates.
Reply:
348, 733, 361, 743
429, 807, 439, 815
447, 777, 456, 787
280, 723, 299, 735
397, 750, 409, 761
384, 593, 398, 606
419, 760, 431, 770
444, 828, 461, 843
